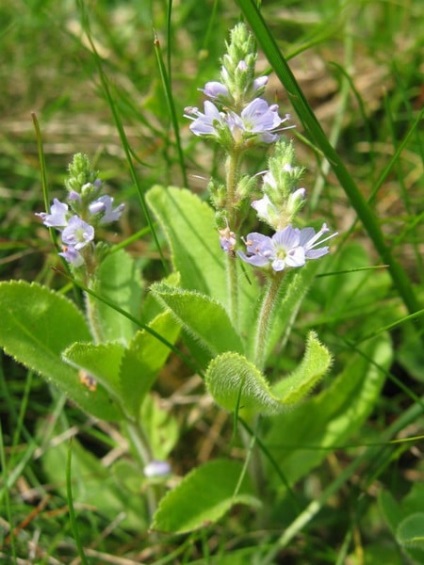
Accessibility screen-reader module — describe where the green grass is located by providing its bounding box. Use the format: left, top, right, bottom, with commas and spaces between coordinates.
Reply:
1, 0, 423, 563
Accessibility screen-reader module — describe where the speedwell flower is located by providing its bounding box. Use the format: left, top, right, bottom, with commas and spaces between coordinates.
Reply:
89, 195, 125, 225
36, 198, 69, 227
185, 101, 228, 137
201, 81, 230, 100
228, 98, 289, 144
61, 216, 95, 251
59, 245, 84, 267
238, 224, 336, 272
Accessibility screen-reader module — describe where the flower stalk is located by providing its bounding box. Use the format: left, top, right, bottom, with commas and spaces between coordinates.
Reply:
252, 272, 284, 370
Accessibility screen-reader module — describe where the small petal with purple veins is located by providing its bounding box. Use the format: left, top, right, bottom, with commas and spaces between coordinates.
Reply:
61, 216, 95, 250
228, 98, 288, 144
185, 101, 227, 137
36, 198, 69, 227
299, 223, 337, 259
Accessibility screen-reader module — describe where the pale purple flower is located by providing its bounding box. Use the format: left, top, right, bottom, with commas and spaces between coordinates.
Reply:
201, 81, 229, 100
228, 98, 288, 143
185, 101, 227, 136
68, 190, 82, 203
144, 460, 171, 478
219, 226, 237, 253
59, 244, 84, 267
251, 194, 278, 224
36, 199, 69, 227
61, 216, 95, 250
238, 224, 336, 272
89, 195, 125, 225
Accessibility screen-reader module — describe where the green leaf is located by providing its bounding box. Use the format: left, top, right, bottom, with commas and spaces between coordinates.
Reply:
403, 483, 424, 516
271, 332, 332, 404
265, 334, 392, 486
146, 185, 258, 337
206, 352, 283, 415
205, 332, 331, 415
0, 281, 119, 420
151, 283, 244, 357
93, 249, 142, 344
397, 513, 424, 550
63, 341, 126, 402
119, 311, 180, 417
147, 185, 226, 303
151, 459, 259, 534
378, 490, 404, 534
379, 485, 424, 563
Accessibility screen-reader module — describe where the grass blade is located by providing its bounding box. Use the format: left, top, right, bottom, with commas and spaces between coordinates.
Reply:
153, 33, 189, 187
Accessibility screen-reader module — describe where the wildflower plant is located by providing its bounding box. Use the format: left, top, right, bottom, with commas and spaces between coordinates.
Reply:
0, 21, 347, 542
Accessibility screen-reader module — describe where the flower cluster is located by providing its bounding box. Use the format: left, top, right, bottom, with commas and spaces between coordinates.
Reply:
185, 22, 337, 275
185, 98, 290, 148
36, 154, 124, 270
237, 138, 337, 272
238, 224, 336, 272
185, 23, 291, 151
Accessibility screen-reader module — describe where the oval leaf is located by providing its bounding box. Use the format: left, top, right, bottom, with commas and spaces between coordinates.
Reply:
146, 185, 258, 337
206, 352, 282, 415
92, 249, 142, 344
397, 513, 424, 550
0, 281, 120, 420
147, 185, 227, 304
151, 459, 259, 534
151, 283, 244, 356
63, 341, 126, 401
271, 331, 332, 404
206, 332, 331, 415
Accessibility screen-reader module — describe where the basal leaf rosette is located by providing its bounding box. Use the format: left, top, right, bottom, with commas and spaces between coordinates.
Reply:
205, 332, 332, 415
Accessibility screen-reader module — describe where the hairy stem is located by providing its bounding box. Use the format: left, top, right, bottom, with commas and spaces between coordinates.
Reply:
84, 283, 104, 344
225, 150, 242, 329
252, 272, 284, 369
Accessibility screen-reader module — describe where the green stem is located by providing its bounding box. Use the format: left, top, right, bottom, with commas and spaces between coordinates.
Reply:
226, 253, 239, 331
225, 150, 241, 225
253, 272, 284, 369
225, 150, 242, 329
84, 281, 104, 344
